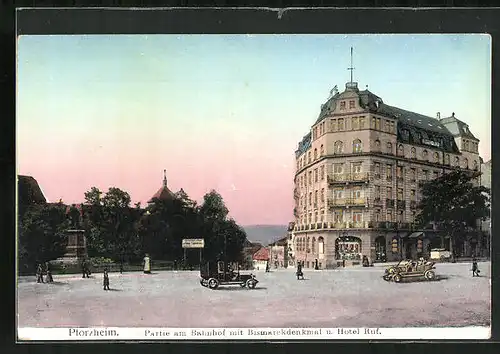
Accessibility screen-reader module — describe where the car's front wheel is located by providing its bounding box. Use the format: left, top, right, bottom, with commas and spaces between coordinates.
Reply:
393, 274, 402, 283
424, 270, 436, 281
246, 279, 257, 289
208, 278, 219, 290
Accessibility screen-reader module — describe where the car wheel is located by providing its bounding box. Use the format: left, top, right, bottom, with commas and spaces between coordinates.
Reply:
382, 275, 390, 281
246, 279, 256, 289
424, 270, 435, 280
208, 278, 219, 290
393, 274, 402, 283
240, 283, 246, 288
200, 279, 207, 287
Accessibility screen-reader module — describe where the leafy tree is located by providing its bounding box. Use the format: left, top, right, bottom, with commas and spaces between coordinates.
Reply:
18, 203, 71, 273
416, 169, 490, 255
84, 187, 103, 206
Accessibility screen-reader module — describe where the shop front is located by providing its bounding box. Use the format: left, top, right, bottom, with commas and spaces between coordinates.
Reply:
335, 236, 362, 266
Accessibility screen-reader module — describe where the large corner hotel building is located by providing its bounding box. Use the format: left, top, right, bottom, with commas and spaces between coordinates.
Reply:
290, 77, 483, 269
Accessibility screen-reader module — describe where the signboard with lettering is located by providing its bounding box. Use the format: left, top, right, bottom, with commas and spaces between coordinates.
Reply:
182, 239, 205, 248
422, 139, 441, 148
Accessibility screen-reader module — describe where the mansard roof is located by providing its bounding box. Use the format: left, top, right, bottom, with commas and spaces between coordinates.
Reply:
440, 114, 479, 140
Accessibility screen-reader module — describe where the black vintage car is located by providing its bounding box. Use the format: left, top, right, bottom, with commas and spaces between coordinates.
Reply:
200, 261, 258, 290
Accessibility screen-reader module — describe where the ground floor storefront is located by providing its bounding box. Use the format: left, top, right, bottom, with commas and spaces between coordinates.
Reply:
291, 229, 490, 269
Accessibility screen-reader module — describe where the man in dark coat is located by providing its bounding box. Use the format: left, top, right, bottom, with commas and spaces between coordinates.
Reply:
45, 262, 53, 283
36, 263, 44, 283
296, 261, 304, 280
103, 268, 110, 290
472, 258, 480, 277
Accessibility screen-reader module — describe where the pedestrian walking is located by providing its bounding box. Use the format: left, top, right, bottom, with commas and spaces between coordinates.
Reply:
143, 254, 151, 274
296, 261, 304, 280
45, 262, 53, 283
472, 258, 480, 277
119, 262, 124, 274
103, 268, 110, 290
36, 263, 44, 283
81, 260, 88, 278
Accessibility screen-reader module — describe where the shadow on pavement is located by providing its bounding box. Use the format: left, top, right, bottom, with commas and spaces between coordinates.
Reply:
215, 287, 268, 291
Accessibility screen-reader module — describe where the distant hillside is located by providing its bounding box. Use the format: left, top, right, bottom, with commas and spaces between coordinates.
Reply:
242, 225, 288, 246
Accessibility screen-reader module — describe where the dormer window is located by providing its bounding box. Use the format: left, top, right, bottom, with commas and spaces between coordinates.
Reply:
349, 100, 355, 109
340, 101, 346, 110
410, 147, 416, 159
398, 144, 404, 156
386, 142, 393, 154
353, 139, 362, 153
422, 149, 428, 159
433, 152, 439, 163
454, 156, 460, 166
374, 139, 381, 152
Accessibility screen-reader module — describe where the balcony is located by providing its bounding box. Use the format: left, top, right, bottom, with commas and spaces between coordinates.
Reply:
397, 200, 406, 209
328, 198, 369, 208
386, 199, 395, 208
327, 172, 370, 184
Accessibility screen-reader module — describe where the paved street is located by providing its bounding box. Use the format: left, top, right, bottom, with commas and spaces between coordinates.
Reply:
17, 262, 490, 328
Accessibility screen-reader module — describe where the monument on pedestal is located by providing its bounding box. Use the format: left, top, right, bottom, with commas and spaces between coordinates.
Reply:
54, 204, 88, 266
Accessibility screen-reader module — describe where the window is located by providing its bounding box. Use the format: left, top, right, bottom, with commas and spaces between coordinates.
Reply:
318, 237, 324, 254
334, 141, 343, 154
390, 121, 395, 134
309, 171, 312, 185
376, 118, 381, 130
371, 117, 376, 129
335, 189, 343, 199
352, 162, 362, 174
374, 162, 381, 177
331, 119, 337, 132
433, 171, 439, 179
352, 117, 359, 130
320, 165, 324, 180
314, 190, 318, 205
359, 117, 365, 129
308, 151, 311, 163
374, 209, 381, 221
464, 140, 469, 151
349, 100, 355, 109
398, 210, 404, 223
397, 188, 403, 200
422, 170, 429, 180
340, 101, 346, 110
386, 164, 393, 179
397, 165, 403, 178
352, 188, 362, 199
464, 158, 469, 169
422, 149, 428, 159
309, 192, 312, 205
455, 156, 460, 166
314, 148, 318, 160
385, 120, 390, 132
410, 189, 416, 200
353, 139, 362, 153
352, 212, 362, 222
338, 118, 344, 131
375, 185, 381, 199
297, 160, 300, 170
410, 147, 416, 159
374, 139, 381, 152
386, 142, 393, 154
433, 152, 439, 163
321, 188, 325, 202
314, 169, 318, 182
334, 163, 343, 174
320, 144, 324, 156
410, 168, 416, 181
445, 154, 450, 165
387, 186, 393, 198
398, 144, 404, 156
473, 160, 478, 171
387, 210, 393, 222
334, 211, 343, 222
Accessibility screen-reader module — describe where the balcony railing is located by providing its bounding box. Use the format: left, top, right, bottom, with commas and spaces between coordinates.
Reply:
328, 198, 369, 208
327, 172, 370, 184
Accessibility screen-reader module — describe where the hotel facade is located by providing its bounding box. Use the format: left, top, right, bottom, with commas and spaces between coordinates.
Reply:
289, 80, 484, 269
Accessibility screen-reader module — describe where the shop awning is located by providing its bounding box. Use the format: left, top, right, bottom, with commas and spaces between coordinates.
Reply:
409, 232, 424, 238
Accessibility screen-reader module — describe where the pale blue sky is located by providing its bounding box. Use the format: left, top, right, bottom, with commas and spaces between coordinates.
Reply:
17, 34, 491, 224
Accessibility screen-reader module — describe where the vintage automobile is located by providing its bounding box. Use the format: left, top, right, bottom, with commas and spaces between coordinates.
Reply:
200, 261, 259, 290
383, 259, 437, 282
430, 248, 452, 261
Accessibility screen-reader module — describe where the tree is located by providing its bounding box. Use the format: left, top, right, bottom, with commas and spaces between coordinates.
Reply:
18, 203, 71, 273
84, 187, 103, 206
416, 169, 490, 255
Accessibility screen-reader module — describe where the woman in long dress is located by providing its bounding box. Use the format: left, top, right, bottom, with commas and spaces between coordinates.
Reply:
143, 254, 151, 274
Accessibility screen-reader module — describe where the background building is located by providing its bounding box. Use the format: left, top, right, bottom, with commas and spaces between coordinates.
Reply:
292, 77, 483, 268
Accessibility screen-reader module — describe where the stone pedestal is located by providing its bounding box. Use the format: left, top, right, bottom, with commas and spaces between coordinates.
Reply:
55, 229, 88, 265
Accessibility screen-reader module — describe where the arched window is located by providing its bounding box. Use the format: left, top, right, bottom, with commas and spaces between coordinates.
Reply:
374, 139, 381, 152
445, 154, 450, 165
398, 144, 404, 156
320, 144, 324, 156
386, 142, 393, 154
455, 156, 460, 166
353, 139, 362, 153
464, 158, 469, 169
422, 149, 428, 159
314, 148, 318, 160
433, 152, 439, 163
410, 147, 416, 159
334, 141, 343, 154
311, 237, 316, 253
318, 237, 325, 254
473, 160, 478, 171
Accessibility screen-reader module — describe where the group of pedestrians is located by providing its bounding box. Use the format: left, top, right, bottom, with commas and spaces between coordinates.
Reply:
35, 263, 54, 283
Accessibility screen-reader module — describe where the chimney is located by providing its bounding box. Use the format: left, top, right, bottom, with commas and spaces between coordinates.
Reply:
436, 112, 440, 120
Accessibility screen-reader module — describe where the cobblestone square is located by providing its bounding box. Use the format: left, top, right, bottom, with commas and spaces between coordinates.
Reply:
17, 262, 490, 328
